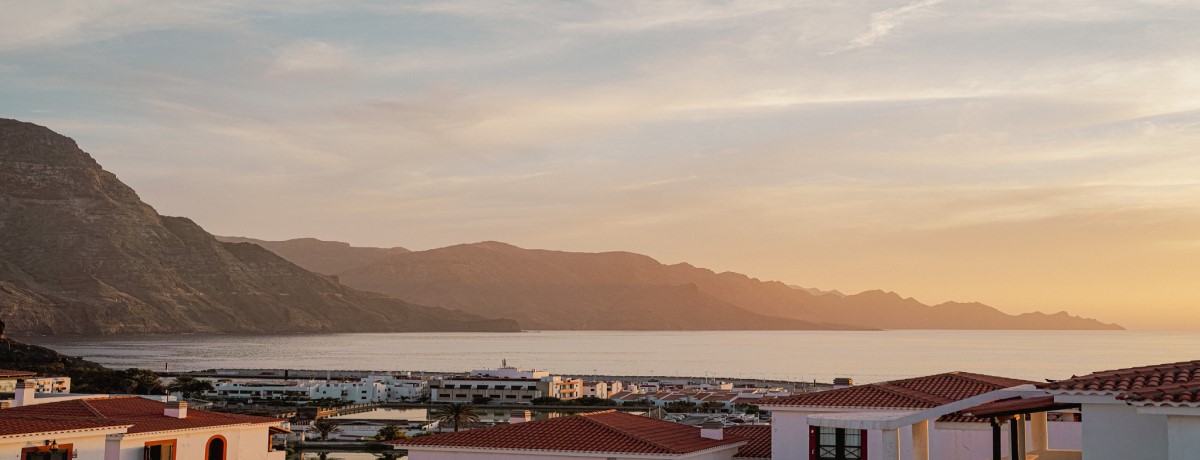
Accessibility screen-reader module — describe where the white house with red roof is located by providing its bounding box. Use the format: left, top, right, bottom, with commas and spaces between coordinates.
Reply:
966, 359, 1200, 460
760, 372, 1080, 460
0, 382, 286, 460
392, 410, 748, 460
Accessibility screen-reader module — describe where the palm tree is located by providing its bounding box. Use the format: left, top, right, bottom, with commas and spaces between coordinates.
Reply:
429, 403, 480, 432
308, 419, 342, 441
374, 424, 406, 441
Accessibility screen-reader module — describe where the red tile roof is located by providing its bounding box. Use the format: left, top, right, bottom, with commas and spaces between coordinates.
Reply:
0, 417, 129, 437
763, 372, 1032, 410
1039, 360, 1200, 394
1124, 382, 1200, 406
0, 369, 36, 378
962, 396, 1079, 418
725, 426, 770, 459
1040, 360, 1200, 407
392, 410, 745, 455
0, 396, 283, 435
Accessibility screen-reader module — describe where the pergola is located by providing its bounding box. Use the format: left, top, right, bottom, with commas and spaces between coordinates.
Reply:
801, 388, 1050, 460
964, 396, 1082, 460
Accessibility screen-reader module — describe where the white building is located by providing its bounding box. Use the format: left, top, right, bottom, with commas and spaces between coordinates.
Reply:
581, 381, 609, 399
0, 381, 286, 460
392, 410, 747, 460
432, 374, 583, 404
209, 376, 426, 403
470, 364, 550, 380
760, 372, 1082, 460
431, 377, 543, 404
966, 359, 1200, 460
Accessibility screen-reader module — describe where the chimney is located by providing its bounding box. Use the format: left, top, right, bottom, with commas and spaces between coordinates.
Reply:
509, 410, 531, 424
833, 377, 853, 389
14, 380, 34, 407
165, 400, 188, 419
700, 420, 724, 440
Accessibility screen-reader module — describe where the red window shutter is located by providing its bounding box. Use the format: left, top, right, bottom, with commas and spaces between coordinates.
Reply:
860, 430, 868, 459
809, 425, 818, 460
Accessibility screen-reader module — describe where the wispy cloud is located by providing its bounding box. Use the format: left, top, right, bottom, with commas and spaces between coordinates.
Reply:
825, 0, 946, 54
4, 0, 1200, 328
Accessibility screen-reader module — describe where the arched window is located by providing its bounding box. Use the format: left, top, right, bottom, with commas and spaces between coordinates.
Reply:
205, 436, 227, 460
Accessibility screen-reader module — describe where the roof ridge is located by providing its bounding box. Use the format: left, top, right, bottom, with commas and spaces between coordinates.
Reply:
948, 371, 1031, 385
79, 399, 109, 419
580, 411, 687, 454
874, 382, 949, 407
1072, 360, 1200, 379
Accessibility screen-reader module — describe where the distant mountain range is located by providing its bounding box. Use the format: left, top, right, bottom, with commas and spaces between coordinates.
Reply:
217, 236, 411, 275
220, 238, 1124, 331
0, 118, 1122, 335
0, 119, 518, 335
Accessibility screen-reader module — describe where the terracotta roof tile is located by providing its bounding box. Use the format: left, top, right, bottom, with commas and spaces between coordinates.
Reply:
0, 396, 283, 435
725, 425, 770, 459
0, 369, 37, 378
0, 417, 129, 437
392, 410, 744, 455
763, 372, 1031, 410
961, 396, 1080, 419
1039, 360, 1200, 403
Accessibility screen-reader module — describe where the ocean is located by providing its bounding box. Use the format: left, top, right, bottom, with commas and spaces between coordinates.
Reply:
23, 330, 1200, 384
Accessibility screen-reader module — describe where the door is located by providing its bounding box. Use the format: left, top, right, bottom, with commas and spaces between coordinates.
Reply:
21, 445, 73, 460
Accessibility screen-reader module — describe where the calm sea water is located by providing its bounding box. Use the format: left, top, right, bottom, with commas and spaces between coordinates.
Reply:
22, 330, 1200, 384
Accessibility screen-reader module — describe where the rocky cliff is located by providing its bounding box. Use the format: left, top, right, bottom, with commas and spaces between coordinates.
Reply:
0, 119, 519, 335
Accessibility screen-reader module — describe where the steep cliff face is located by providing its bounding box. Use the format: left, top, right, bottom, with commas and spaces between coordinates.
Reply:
0, 119, 519, 335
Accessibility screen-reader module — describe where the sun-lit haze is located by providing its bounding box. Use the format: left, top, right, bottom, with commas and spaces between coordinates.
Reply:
3, 1, 1198, 329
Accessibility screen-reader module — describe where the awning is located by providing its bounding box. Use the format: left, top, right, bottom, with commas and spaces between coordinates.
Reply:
269, 426, 293, 434
964, 396, 1079, 418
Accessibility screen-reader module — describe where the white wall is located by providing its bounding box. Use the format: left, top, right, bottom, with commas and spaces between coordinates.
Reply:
1081, 403, 1167, 460
0, 432, 110, 460
1166, 415, 1200, 460
1048, 421, 1081, 451
770, 411, 810, 460
115, 425, 275, 460
406, 447, 738, 460
928, 425, 1011, 460
771, 410, 1089, 460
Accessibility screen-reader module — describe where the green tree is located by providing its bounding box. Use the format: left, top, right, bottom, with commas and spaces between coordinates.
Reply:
374, 424, 407, 441
430, 403, 480, 432
308, 419, 342, 441
167, 375, 214, 398
699, 401, 725, 413
530, 396, 563, 405
665, 401, 698, 413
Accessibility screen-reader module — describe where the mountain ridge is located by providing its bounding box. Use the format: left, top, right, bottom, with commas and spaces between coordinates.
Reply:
0, 119, 518, 335
231, 238, 1121, 331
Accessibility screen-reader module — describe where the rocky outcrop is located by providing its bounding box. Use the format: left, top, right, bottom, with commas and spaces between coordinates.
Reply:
0, 119, 519, 335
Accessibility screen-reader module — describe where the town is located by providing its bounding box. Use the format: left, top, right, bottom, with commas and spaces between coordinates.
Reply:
3, 358, 1199, 460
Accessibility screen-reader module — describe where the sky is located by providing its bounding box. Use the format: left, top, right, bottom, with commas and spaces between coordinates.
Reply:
3, 1, 1199, 329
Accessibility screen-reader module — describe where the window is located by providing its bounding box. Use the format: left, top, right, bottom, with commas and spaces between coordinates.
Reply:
21, 444, 73, 460
206, 435, 227, 460
145, 440, 177, 460
810, 427, 866, 460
